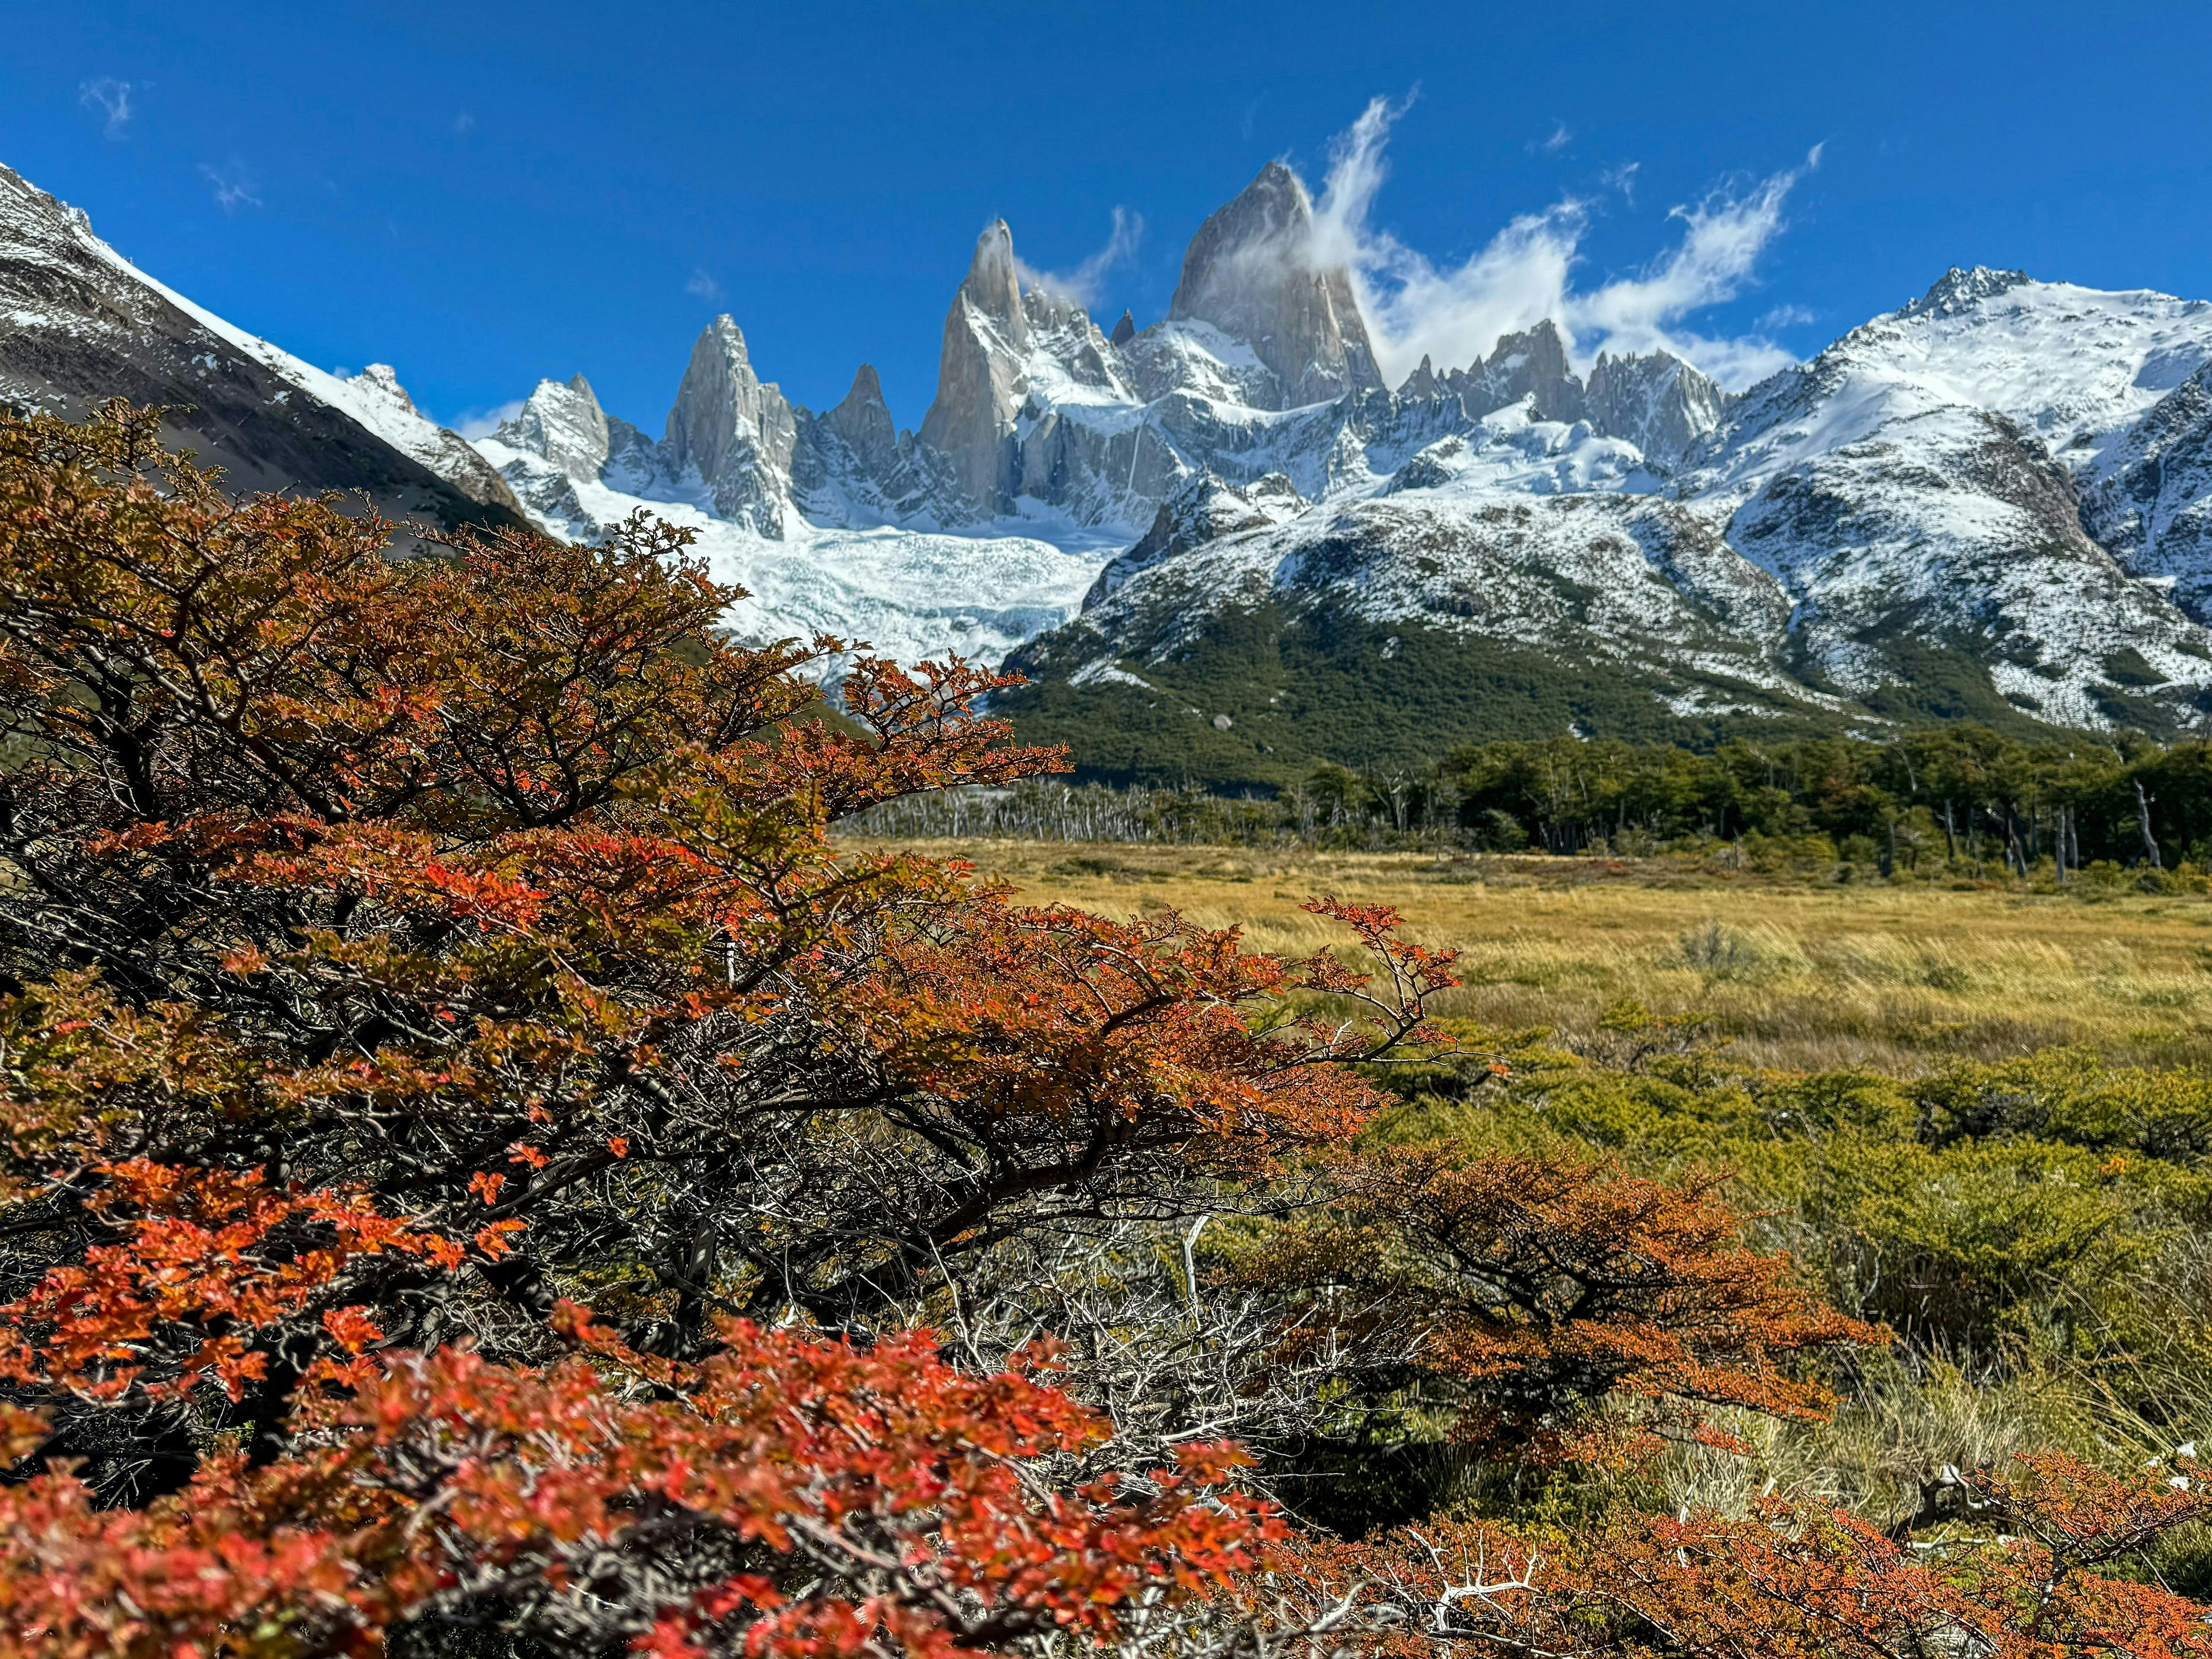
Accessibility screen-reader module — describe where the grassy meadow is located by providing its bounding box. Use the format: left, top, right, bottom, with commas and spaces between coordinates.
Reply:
866, 838, 2212, 1552
901, 839, 2212, 1073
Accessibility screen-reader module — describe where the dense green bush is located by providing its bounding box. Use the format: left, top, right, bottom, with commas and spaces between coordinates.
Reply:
1384, 1023, 2212, 1376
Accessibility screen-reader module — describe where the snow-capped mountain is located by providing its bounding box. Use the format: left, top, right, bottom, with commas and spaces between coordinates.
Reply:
0, 163, 527, 537
1004, 264, 2212, 774
10, 149, 2212, 778
460, 161, 1762, 686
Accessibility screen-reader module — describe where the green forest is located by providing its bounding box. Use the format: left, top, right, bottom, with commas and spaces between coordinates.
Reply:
861, 725, 2212, 874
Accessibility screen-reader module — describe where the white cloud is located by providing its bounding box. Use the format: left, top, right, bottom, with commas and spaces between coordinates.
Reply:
1565, 153, 1817, 384
197, 159, 261, 213
686, 268, 724, 303
1600, 162, 1640, 204
79, 78, 132, 140
1307, 96, 1819, 390
1757, 302, 1818, 330
1016, 205, 1145, 308
1529, 121, 1572, 155
451, 399, 525, 440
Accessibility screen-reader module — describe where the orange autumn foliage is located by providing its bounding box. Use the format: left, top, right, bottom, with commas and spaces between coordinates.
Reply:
0, 1310, 1278, 1659
1277, 1450, 2212, 1658
1233, 1144, 1885, 1461
0, 405, 2203, 1658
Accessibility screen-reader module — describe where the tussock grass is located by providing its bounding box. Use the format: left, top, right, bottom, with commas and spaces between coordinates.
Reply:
885, 839, 2212, 1071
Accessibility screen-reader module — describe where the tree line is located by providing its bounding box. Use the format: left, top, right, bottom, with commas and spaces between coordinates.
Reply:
857, 728, 2212, 874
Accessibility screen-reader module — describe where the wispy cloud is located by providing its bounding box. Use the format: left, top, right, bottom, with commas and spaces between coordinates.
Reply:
198, 159, 261, 213
685, 268, 724, 303
79, 78, 132, 140
451, 399, 525, 440
1757, 302, 1818, 330
1016, 205, 1145, 309
453, 110, 475, 134
1600, 161, 1640, 204
1528, 121, 1572, 155
1309, 96, 1819, 390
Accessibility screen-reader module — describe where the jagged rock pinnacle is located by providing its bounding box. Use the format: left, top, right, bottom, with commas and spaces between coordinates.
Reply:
498, 372, 610, 481
1399, 354, 1440, 400
1167, 161, 1384, 409
918, 221, 1035, 508
823, 362, 899, 469
1903, 265, 2034, 318
960, 220, 1026, 344
662, 314, 799, 533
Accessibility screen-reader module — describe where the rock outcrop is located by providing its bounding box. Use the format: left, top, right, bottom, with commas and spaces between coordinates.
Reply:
664, 315, 800, 534
1165, 160, 1385, 409
1083, 470, 1307, 606
1584, 350, 1730, 466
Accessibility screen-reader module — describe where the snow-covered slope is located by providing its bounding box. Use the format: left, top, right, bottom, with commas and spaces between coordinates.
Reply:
1006, 268, 2212, 767
2083, 360, 2212, 614
477, 373, 1118, 672
0, 163, 526, 531
112, 273, 521, 512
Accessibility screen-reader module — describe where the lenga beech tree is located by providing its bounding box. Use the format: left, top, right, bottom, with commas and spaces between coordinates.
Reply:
0, 404, 2206, 1659
0, 404, 1412, 1656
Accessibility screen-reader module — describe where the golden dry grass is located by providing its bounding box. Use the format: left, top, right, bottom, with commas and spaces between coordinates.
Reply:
870, 840, 2212, 1072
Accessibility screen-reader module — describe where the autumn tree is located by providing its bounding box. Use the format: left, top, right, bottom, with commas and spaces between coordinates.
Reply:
1231, 1144, 1884, 1467
0, 404, 1455, 1652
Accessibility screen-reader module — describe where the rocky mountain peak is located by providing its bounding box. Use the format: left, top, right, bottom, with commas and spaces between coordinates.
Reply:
1109, 309, 1136, 346
1446, 320, 1584, 422
824, 362, 899, 464
345, 364, 418, 415
1174, 161, 1310, 275
918, 223, 1037, 511
1486, 319, 1574, 383
663, 314, 798, 533
1902, 266, 2034, 320
1167, 160, 1384, 410
1585, 348, 1728, 466
498, 373, 611, 482
959, 220, 1027, 344
837, 362, 886, 410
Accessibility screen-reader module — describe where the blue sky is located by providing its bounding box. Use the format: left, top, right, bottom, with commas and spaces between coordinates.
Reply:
5, 0, 2209, 435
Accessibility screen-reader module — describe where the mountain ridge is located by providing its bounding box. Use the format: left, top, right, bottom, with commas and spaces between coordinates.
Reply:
7, 148, 2212, 779
0, 163, 530, 540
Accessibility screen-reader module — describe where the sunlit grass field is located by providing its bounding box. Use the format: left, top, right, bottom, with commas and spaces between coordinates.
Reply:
857, 838, 2212, 1557
875, 840, 2212, 1072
